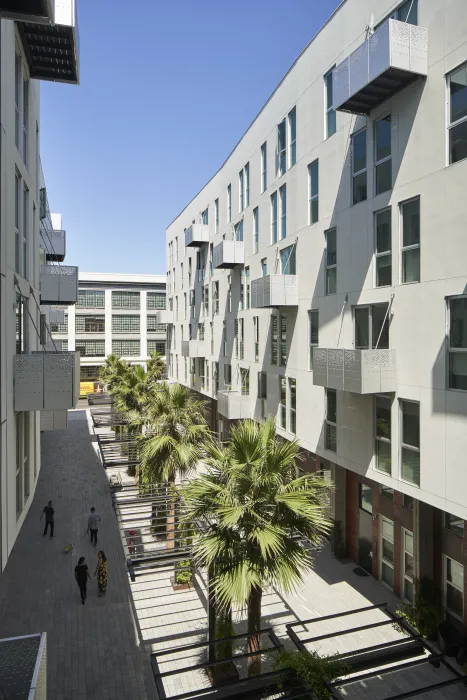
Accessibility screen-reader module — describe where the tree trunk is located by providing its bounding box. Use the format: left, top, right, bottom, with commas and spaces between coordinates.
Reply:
247, 585, 262, 677
208, 563, 217, 664
166, 480, 176, 550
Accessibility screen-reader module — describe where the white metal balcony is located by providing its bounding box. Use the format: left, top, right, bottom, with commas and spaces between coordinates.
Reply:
154, 309, 173, 325
312, 348, 397, 394
0, 0, 53, 23
185, 224, 209, 247
181, 340, 206, 358
213, 241, 244, 269
251, 275, 298, 308
41, 410, 69, 431
17, 0, 80, 84
43, 229, 66, 262
218, 391, 251, 420
14, 351, 80, 411
40, 265, 78, 305
333, 18, 427, 115
0, 633, 47, 700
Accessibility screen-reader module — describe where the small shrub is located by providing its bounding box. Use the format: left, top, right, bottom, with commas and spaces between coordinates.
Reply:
175, 563, 192, 586
274, 650, 350, 700
396, 577, 442, 639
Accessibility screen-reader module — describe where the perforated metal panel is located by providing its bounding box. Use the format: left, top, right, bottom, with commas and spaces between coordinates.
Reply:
368, 19, 390, 82
40, 410, 68, 431
43, 229, 66, 260
48, 307, 65, 324
15, 355, 44, 411
15, 353, 79, 411
40, 265, 78, 305
333, 57, 350, 115
155, 309, 173, 325
312, 348, 397, 394
349, 41, 369, 97
251, 275, 297, 308
0, 633, 45, 700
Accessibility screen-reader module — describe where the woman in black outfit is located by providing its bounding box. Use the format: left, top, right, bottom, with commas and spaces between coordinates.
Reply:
74, 556, 91, 605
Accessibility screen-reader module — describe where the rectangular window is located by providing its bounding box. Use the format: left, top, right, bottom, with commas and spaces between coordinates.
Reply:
213, 362, 219, 394
213, 281, 219, 314
445, 512, 464, 538
308, 310, 319, 370
239, 169, 244, 212
253, 206, 259, 253
112, 291, 140, 309
279, 377, 287, 429
325, 228, 337, 295
375, 395, 392, 474
401, 197, 420, 284
271, 191, 278, 243
51, 315, 68, 334
234, 220, 243, 242
448, 63, 467, 165
204, 285, 210, 316
181, 262, 184, 289
258, 371, 267, 399
75, 315, 105, 333
224, 363, 232, 390
254, 316, 259, 362
308, 160, 319, 224
375, 115, 392, 195
288, 108, 296, 167
234, 319, 239, 358
112, 340, 140, 357
15, 293, 24, 355
279, 184, 287, 239
448, 297, 467, 390
325, 389, 337, 451
354, 303, 390, 350
147, 292, 166, 309
401, 400, 420, 486
245, 162, 250, 207
375, 209, 392, 287
396, 0, 418, 23
277, 119, 286, 176
196, 249, 206, 282
271, 315, 278, 365
188, 258, 192, 286
352, 129, 367, 204
240, 368, 249, 396
76, 340, 106, 357
222, 321, 227, 356
80, 365, 101, 381
445, 556, 464, 622
381, 486, 394, 501
280, 315, 287, 366
381, 516, 394, 590
16, 414, 23, 515
359, 483, 373, 514
403, 494, 414, 510
198, 323, 205, 341
15, 53, 21, 150
289, 378, 296, 434
403, 529, 414, 602
205, 360, 210, 391
112, 315, 140, 334
261, 142, 267, 193
147, 340, 166, 355
22, 185, 28, 279
245, 267, 250, 309
227, 274, 231, 313
240, 269, 245, 310
280, 245, 296, 275
215, 198, 219, 233
261, 258, 268, 277
15, 173, 20, 273
227, 184, 232, 223
210, 321, 214, 354
201, 207, 209, 225
77, 290, 105, 308
325, 68, 336, 138
23, 79, 29, 165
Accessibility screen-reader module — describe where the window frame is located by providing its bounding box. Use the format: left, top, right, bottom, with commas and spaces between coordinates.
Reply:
374, 114, 392, 195
325, 228, 337, 295
444, 555, 464, 623
289, 378, 296, 434
254, 316, 259, 362
448, 296, 467, 391
400, 196, 421, 285
375, 394, 392, 475
374, 207, 392, 288
277, 118, 286, 177
444, 512, 464, 538
400, 399, 420, 487
253, 206, 259, 254
447, 61, 467, 166
279, 376, 287, 429
308, 310, 319, 371
271, 191, 278, 244
380, 516, 395, 591
324, 67, 336, 138
308, 160, 319, 224
76, 339, 106, 357
325, 388, 337, 452
111, 291, 140, 310
288, 107, 296, 168
240, 367, 250, 396
111, 339, 141, 357
261, 141, 267, 193
239, 168, 244, 212
215, 198, 219, 234
227, 184, 232, 223
352, 128, 367, 205
279, 184, 287, 239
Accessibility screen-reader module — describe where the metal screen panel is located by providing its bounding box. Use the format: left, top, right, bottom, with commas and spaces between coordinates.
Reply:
43, 352, 75, 410
15, 355, 44, 411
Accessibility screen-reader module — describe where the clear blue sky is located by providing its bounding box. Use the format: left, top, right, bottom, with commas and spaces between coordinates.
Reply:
40, 0, 342, 275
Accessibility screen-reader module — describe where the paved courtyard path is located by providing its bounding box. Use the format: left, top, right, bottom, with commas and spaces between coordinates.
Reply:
0, 409, 156, 700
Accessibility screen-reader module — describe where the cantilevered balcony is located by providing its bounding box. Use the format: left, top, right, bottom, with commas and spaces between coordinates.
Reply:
154, 309, 173, 325
185, 224, 209, 247
17, 0, 79, 84
251, 275, 298, 308
0, 0, 53, 23
333, 18, 427, 115
218, 391, 251, 420
181, 340, 205, 358
14, 351, 80, 411
213, 241, 244, 269
312, 348, 396, 394
43, 229, 66, 262
41, 410, 68, 431
0, 634, 47, 700
40, 265, 78, 305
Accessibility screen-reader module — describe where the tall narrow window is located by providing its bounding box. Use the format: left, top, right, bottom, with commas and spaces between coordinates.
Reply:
279, 377, 287, 429
325, 389, 337, 451
375, 115, 392, 195
308, 160, 319, 224
445, 512, 464, 538
201, 207, 209, 225
245, 162, 250, 207
204, 285, 209, 316
325, 68, 336, 138
224, 363, 232, 390
253, 206, 259, 253
375, 395, 391, 474
288, 108, 296, 167
15, 54, 21, 150
227, 184, 232, 223
234, 220, 243, 242
445, 556, 464, 624
308, 310, 319, 370
279, 184, 287, 239
448, 63, 467, 165
23, 79, 29, 165
352, 129, 367, 204
261, 258, 268, 277
188, 258, 192, 286
449, 297, 467, 390
271, 191, 278, 243
240, 368, 249, 395
402, 530, 414, 602
210, 321, 214, 355
280, 315, 287, 366
289, 379, 296, 434
280, 245, 296, 275
271, 315, 278, 365
240, 269, 244, 310
401, 198, 420, 284
227, 274, 231, 313
277, 119, 286, 176
245, 267, 250, 309
239, 318, 244, 360
261, 141, 267, 192
22, 185, 28, 279
239, 169, 244, 212
401, 400, 420, 486
325, 228, 337, 295
213, 362, 219, 394
181, 262, 184, 289
253, 316, 259, 362
375, 208, 392, 287
222, 321, 226, 356
381, 517, 395, 589
15, 173, 21, 274
198, 322, 205, 341
258, 372, 267, 399
215, 198, 219, 233
212, 281, 219, 314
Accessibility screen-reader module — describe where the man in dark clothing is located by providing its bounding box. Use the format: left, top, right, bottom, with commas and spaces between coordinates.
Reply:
40, 501, 55, 538
74, 557, 91, 605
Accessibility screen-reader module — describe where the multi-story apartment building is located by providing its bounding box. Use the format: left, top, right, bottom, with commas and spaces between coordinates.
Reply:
165, 0, 467, 627
51, 273, 167, 392
0, 1, 80, 570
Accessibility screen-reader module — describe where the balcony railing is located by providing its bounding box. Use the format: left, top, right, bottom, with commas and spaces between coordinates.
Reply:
0, 633, 47, 700
154, 309, 172, 325
181, 340, 206, 358
251, 275, 298, 308
213, 241, 244, 269
218, 390, 251, 420
14, 351, 80, 411
333, 18, 427, 115
40, 265, 78, 305
42, 229, 66, 262
185, 224, 209, 247
312, 348, 397, 394
0, 0, 53, 23
41, 410, 69, 431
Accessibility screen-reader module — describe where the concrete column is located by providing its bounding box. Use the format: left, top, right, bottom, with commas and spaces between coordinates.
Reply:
140, 290, 147, 362
332, 463, 347, 543
104, 290, 112, 357
67, 303, 76, 351
346, 471, 358, 563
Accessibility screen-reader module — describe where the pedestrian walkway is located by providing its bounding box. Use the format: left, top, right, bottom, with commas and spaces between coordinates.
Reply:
0, 409, 156, 700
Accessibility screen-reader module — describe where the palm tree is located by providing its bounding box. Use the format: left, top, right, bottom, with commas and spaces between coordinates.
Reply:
182, 417, 333, 675
112, 364, 150, 430
141, 383, 210, 548
146, 351, 166, 386
99, 353, 129, 392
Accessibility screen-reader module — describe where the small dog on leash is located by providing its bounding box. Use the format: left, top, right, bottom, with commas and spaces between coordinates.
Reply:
64, 543, 74, 553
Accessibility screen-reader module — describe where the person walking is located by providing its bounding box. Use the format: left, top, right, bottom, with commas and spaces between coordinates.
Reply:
74, 557, 91, 605
87, 507, 101, 547
94, 550, 108, 597
40, 501, 55, 538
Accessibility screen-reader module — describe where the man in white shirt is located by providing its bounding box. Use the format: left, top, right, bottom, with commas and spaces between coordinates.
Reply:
87, 507, 102, 547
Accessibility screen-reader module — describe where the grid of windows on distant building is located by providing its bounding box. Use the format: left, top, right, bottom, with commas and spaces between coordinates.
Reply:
77, 290, 105, 308
147, 292, 166, 310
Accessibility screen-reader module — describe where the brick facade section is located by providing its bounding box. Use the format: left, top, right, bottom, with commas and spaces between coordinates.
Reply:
346, 471, 358, 563
393, 491, 402, 596
372, 487, 380, 580
433, 508, 443, 603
